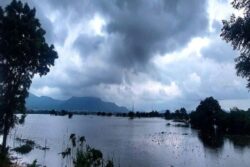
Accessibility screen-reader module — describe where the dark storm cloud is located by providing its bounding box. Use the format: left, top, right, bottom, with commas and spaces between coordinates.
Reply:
41, 0, 97, 23
73, 35, 104, 56
68, 65, 124, 87
1, 0, 209, 70
63, 0, 210, 89
91, 0, 209, 68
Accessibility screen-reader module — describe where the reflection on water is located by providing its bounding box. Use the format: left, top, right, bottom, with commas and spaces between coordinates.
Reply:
198, 129, 250, 150
6, 115, 250, 167
226, 135, 250, 148
198, 130, 224, 149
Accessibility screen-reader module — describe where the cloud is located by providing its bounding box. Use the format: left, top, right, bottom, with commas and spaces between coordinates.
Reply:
201, 20, 239, 63
151, 36, 250, 106
1, 0, 250, 110
92, 0, 209, 69
73, 34, 104, 57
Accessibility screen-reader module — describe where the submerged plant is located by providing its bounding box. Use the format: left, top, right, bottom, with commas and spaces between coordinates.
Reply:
13, 144, 33, 154
27, 159, 40, 167
74, 147, 102, 167
62, 134, 114, 167
79, 136, 86, 146
13, 137, 35, 154
105, 160, 114, 167
74, 146, 114, 167
59, 147, 71, 159
70, 133, 77, 147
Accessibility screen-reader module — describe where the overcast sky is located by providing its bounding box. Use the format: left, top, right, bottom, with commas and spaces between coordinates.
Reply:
2, 0, 250, 111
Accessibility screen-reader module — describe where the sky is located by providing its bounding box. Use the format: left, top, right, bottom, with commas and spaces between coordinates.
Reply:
2, 0, 250, 111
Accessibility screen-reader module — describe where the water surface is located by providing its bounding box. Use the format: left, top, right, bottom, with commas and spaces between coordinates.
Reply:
7, 114, 250, 167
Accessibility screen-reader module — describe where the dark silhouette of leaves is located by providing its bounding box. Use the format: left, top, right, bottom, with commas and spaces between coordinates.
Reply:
0, 0, 58, 152
221, 0, 250, 89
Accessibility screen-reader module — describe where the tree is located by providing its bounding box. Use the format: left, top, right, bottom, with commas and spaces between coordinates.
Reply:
180, 107, 188, 119
221, 0, 250, 89
0, 0, 58, 152
190, 97, 222, 130
128, 111, 135, 119
164, 109, 171, 120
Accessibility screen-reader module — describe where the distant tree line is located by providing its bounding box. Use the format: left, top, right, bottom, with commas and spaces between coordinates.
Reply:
25, 109, 74, 119
126, 111, 162, 118
49, 110, 73, 118
26, 108, 191, 120
97, 112, 113, 116
114, 109, 189, 120
164, 108, 189, 120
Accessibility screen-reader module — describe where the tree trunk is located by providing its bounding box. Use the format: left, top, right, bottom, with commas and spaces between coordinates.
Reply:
1, 126, 8, 153
1, 113, 10, 153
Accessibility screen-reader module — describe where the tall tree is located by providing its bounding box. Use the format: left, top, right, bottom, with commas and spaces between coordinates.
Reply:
221, 0, 250, 89
190, 97, 222, 130
0, 0, 58, 152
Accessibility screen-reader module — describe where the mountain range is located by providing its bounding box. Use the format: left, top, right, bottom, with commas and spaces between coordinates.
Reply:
26, 93, 128, 112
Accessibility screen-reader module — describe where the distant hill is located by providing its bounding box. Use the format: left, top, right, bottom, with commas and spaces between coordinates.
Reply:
26, 94, 128, 112
26, 94, 63, 110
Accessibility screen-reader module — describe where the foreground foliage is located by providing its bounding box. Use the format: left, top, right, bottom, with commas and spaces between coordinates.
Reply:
60, 134, 114, 167
0, 152, 11, 167
221, 0, 250, 89
75, 146, 113, 167
0, 0, 57, 153
26, 160, 39, 167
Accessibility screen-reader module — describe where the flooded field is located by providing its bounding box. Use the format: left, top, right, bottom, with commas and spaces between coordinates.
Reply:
6, 114, 250, 167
